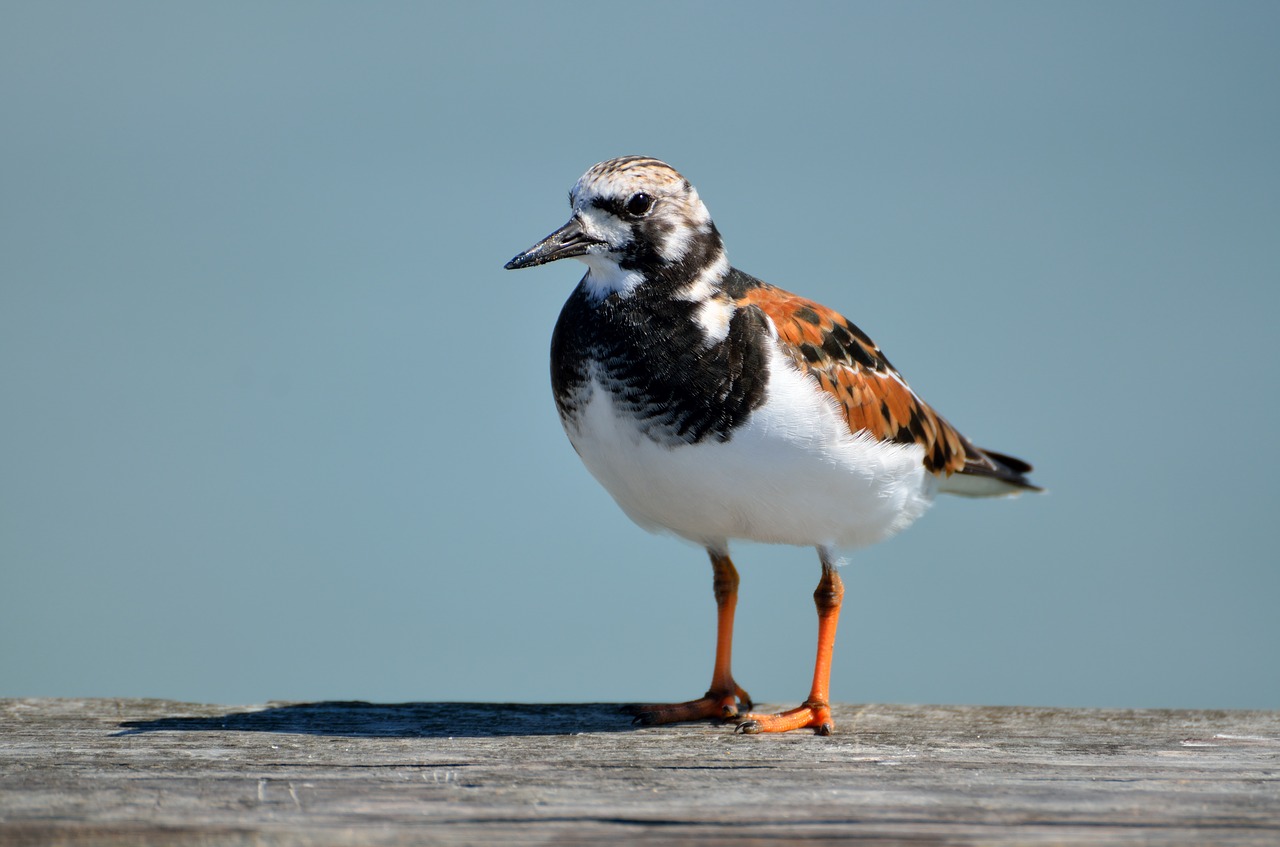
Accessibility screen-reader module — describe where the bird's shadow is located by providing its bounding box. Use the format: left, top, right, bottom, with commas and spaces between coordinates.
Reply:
115, 701, 638, 739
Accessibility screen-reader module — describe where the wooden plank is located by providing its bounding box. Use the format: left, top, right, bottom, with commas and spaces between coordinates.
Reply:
1, 698, 1278, 845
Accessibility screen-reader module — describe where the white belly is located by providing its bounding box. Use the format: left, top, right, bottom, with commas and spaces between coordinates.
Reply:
563, 348, 937, 551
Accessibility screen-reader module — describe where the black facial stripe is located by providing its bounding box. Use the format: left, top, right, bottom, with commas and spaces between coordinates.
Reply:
615, 220, 724, 295
590, 196, 629, 218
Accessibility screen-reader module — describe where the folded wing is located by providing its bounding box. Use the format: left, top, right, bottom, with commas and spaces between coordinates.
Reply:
736, 279, 1038, 495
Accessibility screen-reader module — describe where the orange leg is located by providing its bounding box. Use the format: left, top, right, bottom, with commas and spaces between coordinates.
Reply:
736, 548, 844, 735
626, 550, 753, 725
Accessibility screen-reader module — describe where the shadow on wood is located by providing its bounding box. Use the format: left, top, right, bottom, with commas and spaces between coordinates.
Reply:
115, 700, 639, 738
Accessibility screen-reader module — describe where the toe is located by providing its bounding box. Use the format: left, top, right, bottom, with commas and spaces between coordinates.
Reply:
734, 703, 835, 734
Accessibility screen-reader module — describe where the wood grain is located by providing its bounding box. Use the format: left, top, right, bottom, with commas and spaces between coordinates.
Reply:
2, 698, 1278, 845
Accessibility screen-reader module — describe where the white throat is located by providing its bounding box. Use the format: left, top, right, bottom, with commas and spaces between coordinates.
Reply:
578, 254, 643, 300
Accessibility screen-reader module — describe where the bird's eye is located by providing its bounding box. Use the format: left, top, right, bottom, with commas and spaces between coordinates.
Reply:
625, 192, 654, 217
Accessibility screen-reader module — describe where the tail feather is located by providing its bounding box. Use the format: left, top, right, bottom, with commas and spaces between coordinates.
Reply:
938, 447, 1041, 497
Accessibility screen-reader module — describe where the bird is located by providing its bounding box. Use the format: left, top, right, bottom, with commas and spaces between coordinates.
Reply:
504, 155, 1038, 734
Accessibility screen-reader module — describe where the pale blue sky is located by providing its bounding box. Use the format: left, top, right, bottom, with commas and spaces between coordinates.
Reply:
2, 2, 1277, 710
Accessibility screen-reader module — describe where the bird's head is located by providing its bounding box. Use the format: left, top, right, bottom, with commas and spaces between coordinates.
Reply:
505, 156, 727, 298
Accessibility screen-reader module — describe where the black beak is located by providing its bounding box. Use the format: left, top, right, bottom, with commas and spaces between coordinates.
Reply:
504, 216, 604, 270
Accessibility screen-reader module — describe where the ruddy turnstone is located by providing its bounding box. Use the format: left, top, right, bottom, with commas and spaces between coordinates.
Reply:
505, 156, 1038, 734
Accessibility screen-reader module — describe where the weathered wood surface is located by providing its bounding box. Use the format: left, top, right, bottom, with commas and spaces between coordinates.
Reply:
1, 699, 1277, 845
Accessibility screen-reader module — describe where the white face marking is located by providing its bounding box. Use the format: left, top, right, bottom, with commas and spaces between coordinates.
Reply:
659, 230, 691, 262
574, 205, 631, 249
685, 187, 710, 226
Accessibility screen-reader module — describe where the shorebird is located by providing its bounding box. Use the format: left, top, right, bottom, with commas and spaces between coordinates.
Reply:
505, 156, 1038, 734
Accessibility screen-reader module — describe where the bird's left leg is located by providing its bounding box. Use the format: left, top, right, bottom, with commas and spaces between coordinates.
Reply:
736, 547, 844, 735
626, 549, 753, 725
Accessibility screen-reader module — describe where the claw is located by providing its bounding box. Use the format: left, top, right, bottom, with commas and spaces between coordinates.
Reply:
734, 701, 835, 734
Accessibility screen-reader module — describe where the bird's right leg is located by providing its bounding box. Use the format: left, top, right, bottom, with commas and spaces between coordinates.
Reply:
625, 549, 753, 725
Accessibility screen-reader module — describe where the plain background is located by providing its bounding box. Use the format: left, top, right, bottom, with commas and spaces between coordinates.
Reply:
3, 2, 1277, 710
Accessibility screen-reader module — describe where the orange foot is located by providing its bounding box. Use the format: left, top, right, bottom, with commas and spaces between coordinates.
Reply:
735, 700, 834, 735
624, 684, 753, 726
